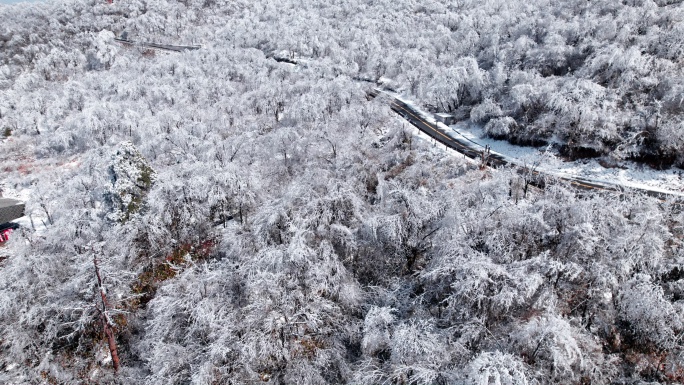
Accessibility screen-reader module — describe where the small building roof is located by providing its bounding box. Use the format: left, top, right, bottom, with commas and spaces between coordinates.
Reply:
0, 198, 25, 224
0, 198, 22, 208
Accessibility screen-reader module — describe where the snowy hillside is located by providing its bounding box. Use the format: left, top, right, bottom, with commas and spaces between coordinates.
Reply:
0, 0, 683, 384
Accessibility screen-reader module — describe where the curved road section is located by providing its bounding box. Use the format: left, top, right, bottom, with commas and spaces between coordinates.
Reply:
370, 89, 684, 200
114, 38, 201, 53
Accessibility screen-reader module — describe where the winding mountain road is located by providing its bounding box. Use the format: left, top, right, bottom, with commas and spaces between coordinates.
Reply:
114, 38, 200, 53
370, 89, 683, 200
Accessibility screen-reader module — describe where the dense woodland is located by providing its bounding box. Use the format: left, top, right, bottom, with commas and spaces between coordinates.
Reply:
0, 0, 683, 384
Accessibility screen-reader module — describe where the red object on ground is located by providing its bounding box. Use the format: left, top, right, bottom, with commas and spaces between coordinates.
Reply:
0, 229, 12, 243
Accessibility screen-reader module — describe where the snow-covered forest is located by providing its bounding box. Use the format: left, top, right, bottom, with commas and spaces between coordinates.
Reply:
0, 0, 683, 383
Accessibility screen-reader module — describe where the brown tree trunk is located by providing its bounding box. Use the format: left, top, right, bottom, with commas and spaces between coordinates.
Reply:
94, 257, 121, 372
103, 321, 120, 372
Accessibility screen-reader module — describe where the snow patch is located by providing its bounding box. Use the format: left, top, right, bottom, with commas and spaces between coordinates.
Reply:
447, 121, 684, 197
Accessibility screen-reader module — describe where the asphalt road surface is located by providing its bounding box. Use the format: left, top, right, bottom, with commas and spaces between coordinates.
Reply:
114, 38, 200, 53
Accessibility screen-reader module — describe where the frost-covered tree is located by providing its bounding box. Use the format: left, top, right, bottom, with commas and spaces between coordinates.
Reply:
1, 0, 683, 383
106, 141, 155, 222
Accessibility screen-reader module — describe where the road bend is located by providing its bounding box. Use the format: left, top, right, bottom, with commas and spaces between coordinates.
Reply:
370, 89, 683, 201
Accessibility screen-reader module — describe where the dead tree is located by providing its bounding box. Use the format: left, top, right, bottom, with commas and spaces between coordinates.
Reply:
479, 145, 491, 170
93, 256, 121, 372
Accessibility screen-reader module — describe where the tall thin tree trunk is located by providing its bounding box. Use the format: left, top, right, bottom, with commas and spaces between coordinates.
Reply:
94, 257, 121, 372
